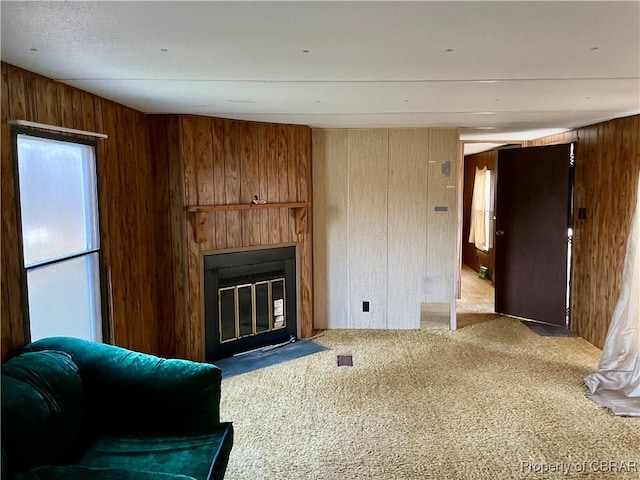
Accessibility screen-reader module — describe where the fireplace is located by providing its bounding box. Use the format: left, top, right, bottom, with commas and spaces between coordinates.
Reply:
204, 246, 297, 361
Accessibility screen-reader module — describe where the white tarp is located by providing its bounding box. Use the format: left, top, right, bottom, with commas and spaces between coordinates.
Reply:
584, 175, 640, 416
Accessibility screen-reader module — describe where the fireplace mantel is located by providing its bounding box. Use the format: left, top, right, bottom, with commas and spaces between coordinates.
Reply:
186, 202, 310, 213
187, 203, 310, 243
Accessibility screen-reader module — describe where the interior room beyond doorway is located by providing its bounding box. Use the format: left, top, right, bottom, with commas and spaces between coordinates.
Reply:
456, 265, 496, 328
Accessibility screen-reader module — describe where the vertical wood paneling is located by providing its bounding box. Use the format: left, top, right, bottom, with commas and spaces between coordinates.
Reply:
212, 119, 228, 250
1, 64, 167, 359
299, 126, 313, 337
33, 76, 58, 125
3, 65, 27, 359
266, 124, 281, 245
527, 115, 640, 348
312, 129, 349, 330
388, 129, 429, 329
223, 120, 242, 247
8, 67, 27, 120
147, 115, 176, 357
192, 116, 215, 249
287, 127, 300, 239
180, 121, 199, 357
257, 123, 270, 245
426, 130, 459, 304
112, 105, 132, 346
71, 90, 84, 130
101, 102, 124, 344
186, 233, 203, 360
181, 117, 198, 206
136, 110, 155, 354
23, 73, 38, 122
56, 84, 74, 128
240, 122, 260, 247
1, 63, 25, 359
167, 115, 188, 358
80, 92, 95, 132
299, 128, 310, 203
277, 124, 290, 239
348, 129, 389, 329
92, 96, 113, 344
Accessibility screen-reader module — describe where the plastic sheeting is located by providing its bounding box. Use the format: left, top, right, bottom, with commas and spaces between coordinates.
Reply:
584, 176, 640, 416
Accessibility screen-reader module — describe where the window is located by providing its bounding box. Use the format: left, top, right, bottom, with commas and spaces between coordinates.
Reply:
469, 167, 494, 252
15, 131, 103, 342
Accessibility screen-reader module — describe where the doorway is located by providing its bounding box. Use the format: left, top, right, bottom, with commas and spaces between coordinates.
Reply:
457, 142, 575, 330
456, 265, 496, 328
457, 145, 499, 328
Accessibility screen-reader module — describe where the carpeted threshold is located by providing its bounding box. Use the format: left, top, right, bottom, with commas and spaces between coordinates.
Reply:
214, 340, 328, 378
522, 320, 578, 337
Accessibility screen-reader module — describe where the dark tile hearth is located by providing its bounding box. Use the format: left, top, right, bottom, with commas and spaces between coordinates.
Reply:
214, 340, 328, 378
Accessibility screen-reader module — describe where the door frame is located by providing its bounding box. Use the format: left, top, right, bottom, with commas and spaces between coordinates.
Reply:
455, 141, 522, 330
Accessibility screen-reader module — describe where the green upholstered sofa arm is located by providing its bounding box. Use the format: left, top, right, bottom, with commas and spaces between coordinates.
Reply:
22, 337, 222, 436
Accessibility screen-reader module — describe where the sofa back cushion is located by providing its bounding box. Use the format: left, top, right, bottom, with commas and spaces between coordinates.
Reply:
23, 337, 222, 436
1, 350, 86, 470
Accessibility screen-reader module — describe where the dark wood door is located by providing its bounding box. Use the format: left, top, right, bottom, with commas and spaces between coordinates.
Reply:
495, 144, 573, 326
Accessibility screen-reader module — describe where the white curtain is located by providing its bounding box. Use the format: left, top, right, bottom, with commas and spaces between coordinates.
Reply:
584, 174, 640, 416
469, 167, 491, 251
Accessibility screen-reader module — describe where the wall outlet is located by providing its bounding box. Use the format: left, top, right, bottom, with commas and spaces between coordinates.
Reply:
363, 301, 370, 312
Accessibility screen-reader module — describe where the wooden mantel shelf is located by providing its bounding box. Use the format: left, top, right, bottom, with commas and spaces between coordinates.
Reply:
186, 201, 310, 213
187, 202, 310, 243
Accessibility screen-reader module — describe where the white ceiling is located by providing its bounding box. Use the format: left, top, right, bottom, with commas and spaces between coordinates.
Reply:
1, 1, 639, 153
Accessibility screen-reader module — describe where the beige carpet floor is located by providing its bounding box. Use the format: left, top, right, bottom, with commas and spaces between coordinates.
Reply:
219, 318, 639, 480
421, 265, 495, 330
457, 265, 495, 315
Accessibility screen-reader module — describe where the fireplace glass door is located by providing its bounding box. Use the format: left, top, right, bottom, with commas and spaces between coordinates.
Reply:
219, 279, 286, 343
204, 246, 296, 361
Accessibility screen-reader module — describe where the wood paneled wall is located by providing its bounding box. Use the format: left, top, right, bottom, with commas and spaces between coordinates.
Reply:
1, 63, 170, 360
526, 115, 640, 348
150, 115, 313, 360
462, 149, 497, 280
313, 128, 459, 330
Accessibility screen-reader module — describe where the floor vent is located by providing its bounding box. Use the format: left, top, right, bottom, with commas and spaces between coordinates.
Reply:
337, 355, 353, 367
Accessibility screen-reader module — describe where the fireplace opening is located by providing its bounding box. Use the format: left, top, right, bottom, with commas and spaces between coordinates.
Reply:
204, 246, 296, 361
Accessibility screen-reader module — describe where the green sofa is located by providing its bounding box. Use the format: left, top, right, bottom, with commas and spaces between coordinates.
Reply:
1, 337, 233, 480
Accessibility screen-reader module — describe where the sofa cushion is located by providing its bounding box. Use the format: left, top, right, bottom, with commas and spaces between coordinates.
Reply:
23, 337, 223, 436
16, 466, 196, 480
79, 424, 233, 480
1, 350, 86, 469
